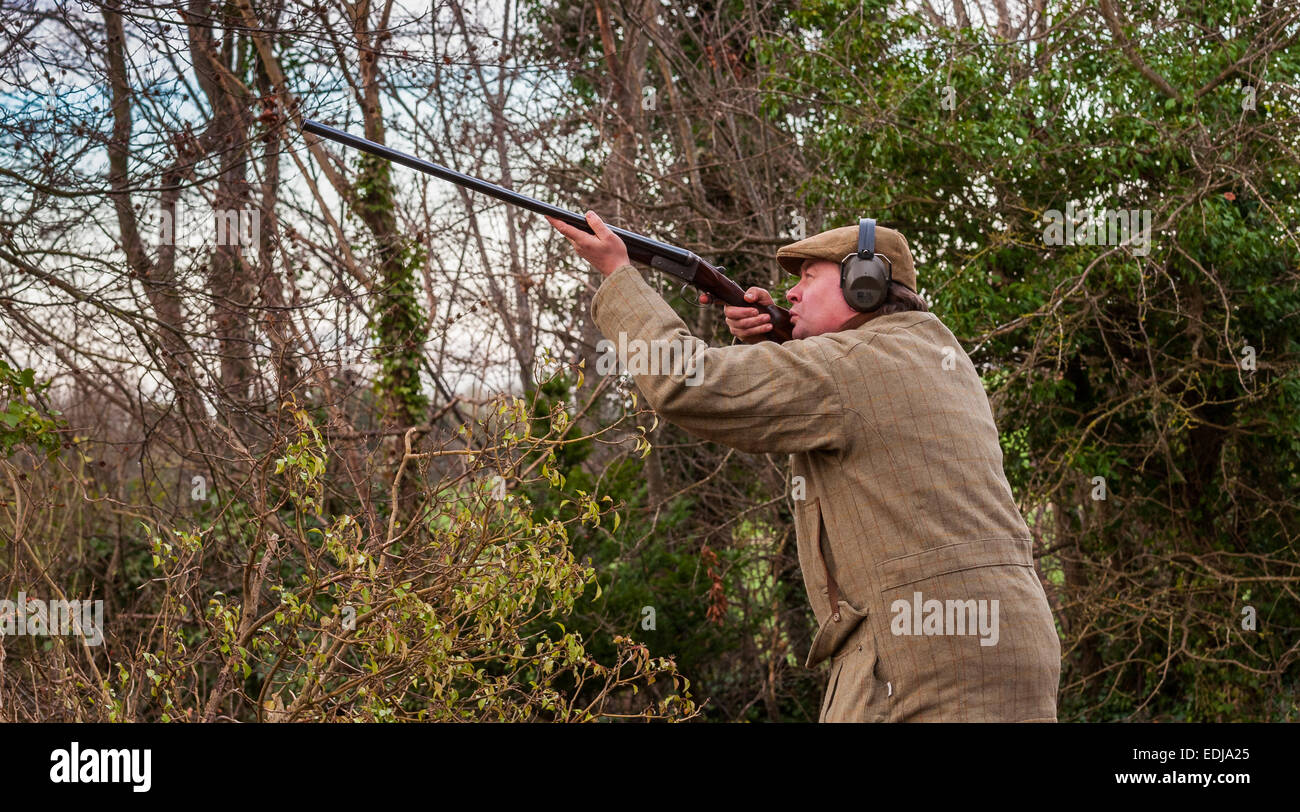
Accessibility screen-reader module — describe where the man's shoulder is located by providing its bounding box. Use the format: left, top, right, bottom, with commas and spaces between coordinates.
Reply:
869, 310, 939, 332
765, 312, 949, 368
818, 311, 943, 352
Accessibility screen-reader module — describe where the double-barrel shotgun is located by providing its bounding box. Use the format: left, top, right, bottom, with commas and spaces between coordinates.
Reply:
301, 119, 794, 343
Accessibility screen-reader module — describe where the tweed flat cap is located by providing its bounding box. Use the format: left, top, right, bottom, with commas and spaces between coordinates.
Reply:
777, 223, 918, 293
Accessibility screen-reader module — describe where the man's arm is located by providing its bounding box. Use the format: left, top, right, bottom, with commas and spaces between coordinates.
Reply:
591, 264, 847, 454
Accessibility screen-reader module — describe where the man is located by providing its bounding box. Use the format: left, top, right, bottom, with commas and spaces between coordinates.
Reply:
547, 211, 1061, 722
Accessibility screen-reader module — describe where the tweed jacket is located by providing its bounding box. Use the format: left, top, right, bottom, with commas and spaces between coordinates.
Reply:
591, 264, 1061, 721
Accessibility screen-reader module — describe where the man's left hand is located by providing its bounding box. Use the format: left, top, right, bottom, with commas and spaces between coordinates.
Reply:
546, 210, 630, 278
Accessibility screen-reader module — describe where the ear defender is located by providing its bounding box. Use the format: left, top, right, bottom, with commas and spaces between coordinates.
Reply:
840, 218, 893, 312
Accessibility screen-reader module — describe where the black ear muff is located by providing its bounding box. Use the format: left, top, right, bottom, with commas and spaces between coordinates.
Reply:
840, 218, 892, 313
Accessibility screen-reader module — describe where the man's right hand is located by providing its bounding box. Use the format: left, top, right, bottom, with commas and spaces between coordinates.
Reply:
698, 287, 776, 344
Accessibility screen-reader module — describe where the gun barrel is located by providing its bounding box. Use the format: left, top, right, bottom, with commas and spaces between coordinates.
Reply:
302, 119, 695, 271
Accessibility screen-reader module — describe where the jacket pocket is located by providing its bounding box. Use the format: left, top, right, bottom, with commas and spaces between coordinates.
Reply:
805, 599, 868, 669
877, 537, 1035, 591
797, 496, 870, 669
821, 634, 889, 723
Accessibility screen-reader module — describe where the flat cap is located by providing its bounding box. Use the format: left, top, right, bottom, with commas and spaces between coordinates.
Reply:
777, 223, 917, 293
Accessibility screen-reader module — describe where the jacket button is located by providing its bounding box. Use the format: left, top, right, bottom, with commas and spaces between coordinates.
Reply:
831, 612, 840, 622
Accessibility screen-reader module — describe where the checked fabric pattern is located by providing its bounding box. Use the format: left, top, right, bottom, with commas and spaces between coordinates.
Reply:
592, 264, 1060, 722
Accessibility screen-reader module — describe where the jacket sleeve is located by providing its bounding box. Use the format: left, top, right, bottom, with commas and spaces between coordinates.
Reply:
590, 264, 847, 454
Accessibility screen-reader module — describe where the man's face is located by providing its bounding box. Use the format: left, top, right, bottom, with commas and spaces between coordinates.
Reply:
787, 259, 858, 339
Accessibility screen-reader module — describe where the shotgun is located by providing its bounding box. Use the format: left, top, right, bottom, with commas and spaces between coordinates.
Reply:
301, 119, 794, 343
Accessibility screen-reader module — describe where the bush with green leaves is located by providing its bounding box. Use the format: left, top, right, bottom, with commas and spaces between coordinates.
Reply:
2, 381, 696, 722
